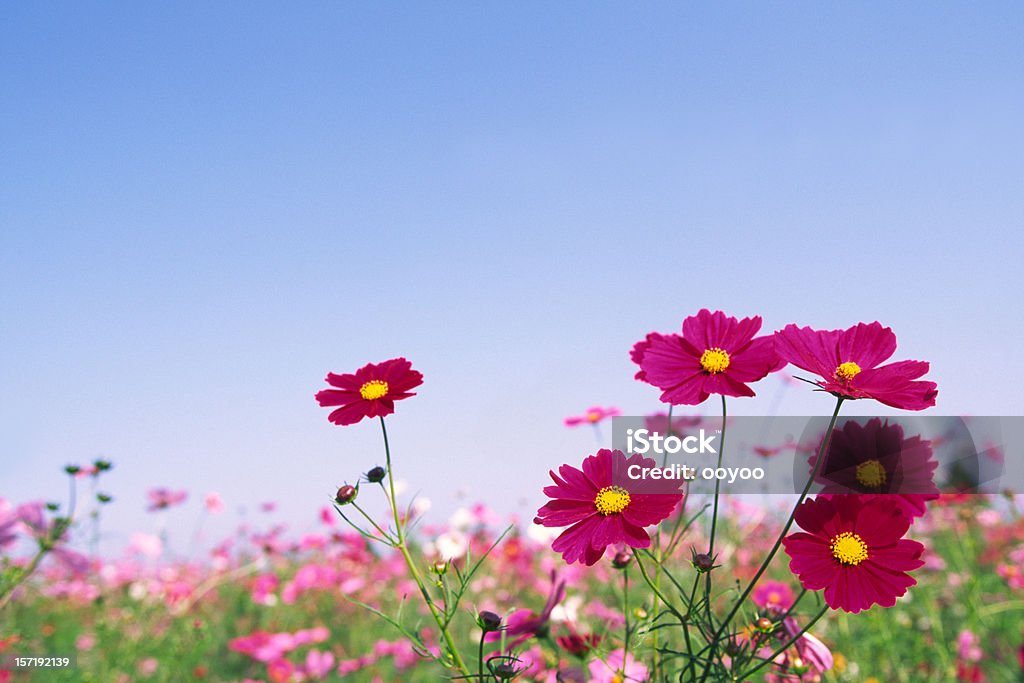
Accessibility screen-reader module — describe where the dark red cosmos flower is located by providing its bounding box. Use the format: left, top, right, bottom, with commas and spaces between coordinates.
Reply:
631, 309, 783, 405
535, 449, 682, 566
782, 495, 925, 613
811, 418, 939, 518
315, 358, 423, 426
774, 322, 937, 410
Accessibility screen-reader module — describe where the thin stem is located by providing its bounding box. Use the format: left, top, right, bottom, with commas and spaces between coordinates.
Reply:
478, 629, 486, 682
650, 403, 673, 681
633, 551, 686, 625
379, 417, 472, 677
702, 397, 844, 680
707, 395, 727, 554
622, 566, 630, 664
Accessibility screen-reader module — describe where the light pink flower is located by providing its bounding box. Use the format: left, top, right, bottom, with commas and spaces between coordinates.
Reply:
204, 492, 225, 514
588, 648, 648, 682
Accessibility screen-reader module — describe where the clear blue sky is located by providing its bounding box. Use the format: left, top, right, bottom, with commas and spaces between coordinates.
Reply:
2, 3, 1022, 555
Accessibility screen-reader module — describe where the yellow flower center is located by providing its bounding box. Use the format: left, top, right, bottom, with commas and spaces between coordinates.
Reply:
830, 532, 869, 566
587, 411, 602, 423
594, 486, 631, 516
612, 676, 624, 683
855, 459, 887, 488
359, 380, 389, 400
768, 591, 782, 604
700, 347, 731, 374
834, 361, 861, 382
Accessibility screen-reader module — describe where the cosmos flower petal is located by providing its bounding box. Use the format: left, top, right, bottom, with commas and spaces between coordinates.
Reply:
837, 322, 897, 369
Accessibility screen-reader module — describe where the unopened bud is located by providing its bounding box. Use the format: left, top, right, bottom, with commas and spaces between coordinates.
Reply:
366, 466, 387, 483
612, 551, 632, 569
335, 485, 357, 505
693, 552, 715, 572
478, 610, 502, 632
64, 464, 81, 475
431, 561, 448, 575
97, 493, 113, 504
755, 617, 774, 632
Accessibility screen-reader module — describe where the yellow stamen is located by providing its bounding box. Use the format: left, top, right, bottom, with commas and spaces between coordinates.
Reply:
834, 361, 861, 382
700, 347, 731, 374
830, 532, 869, 566
359, 380, 389, 400
587, 411, 601, 423
855, 459, 887, 488
594, 486, 631, 516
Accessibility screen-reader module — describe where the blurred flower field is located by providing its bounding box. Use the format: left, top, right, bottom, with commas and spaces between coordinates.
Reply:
2, 492, 1022, 681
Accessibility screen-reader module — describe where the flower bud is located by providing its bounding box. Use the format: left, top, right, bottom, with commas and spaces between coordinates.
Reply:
431, 560, 448, 575
492, 662, 518, 679
64, 464, 81, 475
97, 493, 113, 504
45, 502, 59, 512
94, 459, 113, 472
755, 617, 774, 633
692, 552, 715, 573
632, 607, 648, 620
477, 610, 502, 632
335, 485, 357, 505
366, 466, 387, 483
611, 550, 632, 569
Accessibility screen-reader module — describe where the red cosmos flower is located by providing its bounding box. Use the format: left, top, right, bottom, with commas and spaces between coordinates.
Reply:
534, 449, 682, 566
811, 418, 939, 519
315, 358, 423, 426
782, 495, 925, 613
631, 309, 783, 405
774, 322, 937, 410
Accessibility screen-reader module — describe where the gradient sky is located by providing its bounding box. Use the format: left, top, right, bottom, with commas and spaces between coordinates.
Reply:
2, 3, 1022, 556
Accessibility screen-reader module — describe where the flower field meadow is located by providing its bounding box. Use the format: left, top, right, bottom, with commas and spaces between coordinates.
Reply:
2, 311, 1021, 682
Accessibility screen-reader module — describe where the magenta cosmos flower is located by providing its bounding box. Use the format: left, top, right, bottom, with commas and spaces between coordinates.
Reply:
811, 418, 939, 518
534, 449, 682, 566
782, 495, 924, 613
774, 322, 937, 410
631, 309, 782, 405
315, 358, 423, 426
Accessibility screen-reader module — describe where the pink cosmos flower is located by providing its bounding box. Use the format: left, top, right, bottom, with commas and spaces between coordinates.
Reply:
564, 406, 621, 427
782, 495, 925, 613
631, 309, 783, 405
485, 571, 566, 647
534, 449, 682, 566
315, 357, 423, 426
752, 580, 797, 611
204, 492, 225, 514
588, 648, 648, 682
774, 321, 937, 410
146, 488, 187, 512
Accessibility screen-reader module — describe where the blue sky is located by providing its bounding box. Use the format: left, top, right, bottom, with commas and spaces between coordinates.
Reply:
1, 3, 1022, 555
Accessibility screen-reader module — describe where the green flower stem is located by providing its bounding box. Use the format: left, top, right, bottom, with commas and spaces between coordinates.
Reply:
649, 403, 673, 680
622, 566, 630, 668
379, 417, 471, 677
707, 395, 727, 555
701, 396, 844, 681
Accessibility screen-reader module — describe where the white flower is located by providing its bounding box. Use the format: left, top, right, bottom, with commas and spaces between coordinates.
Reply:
434, 530, 469, 560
